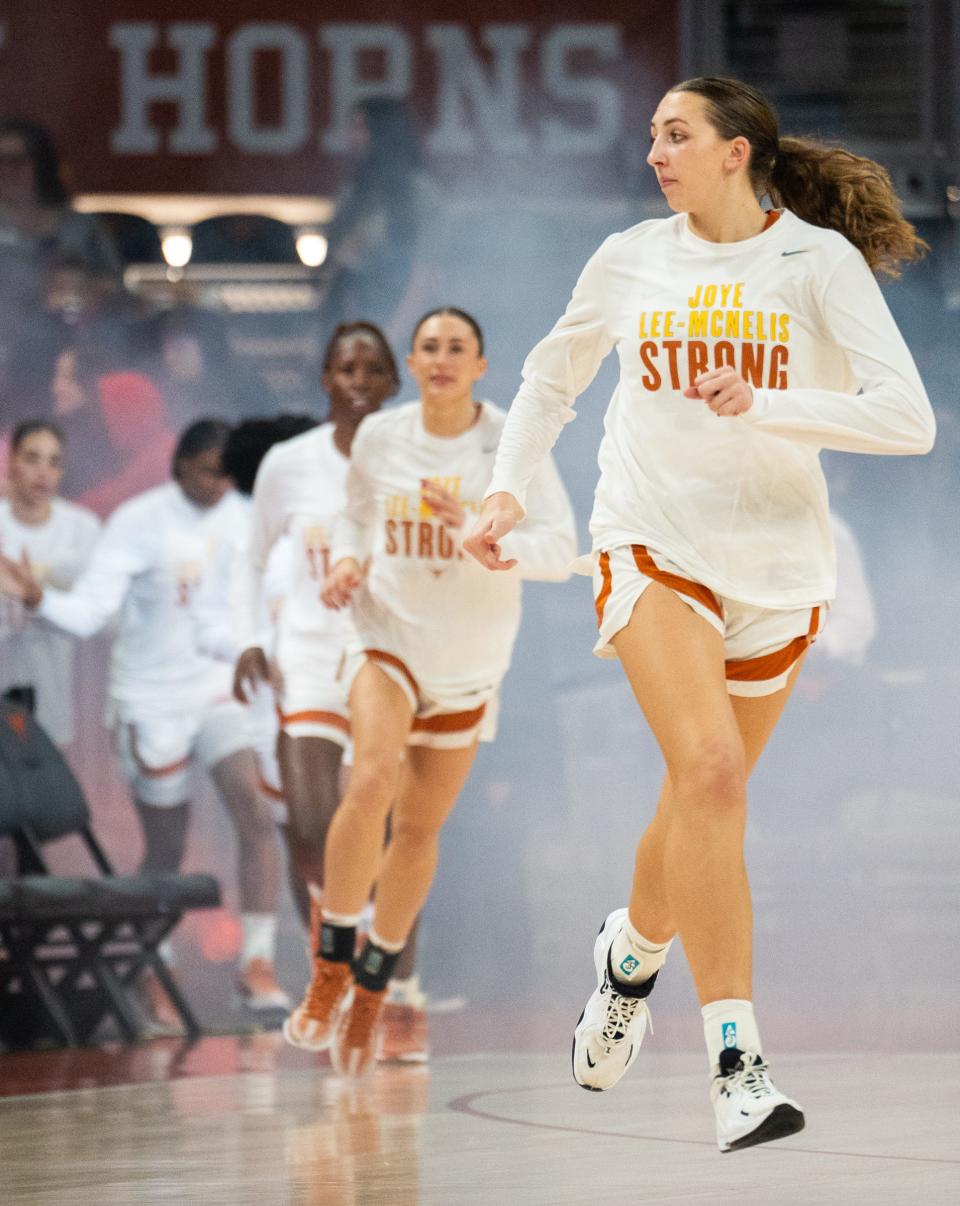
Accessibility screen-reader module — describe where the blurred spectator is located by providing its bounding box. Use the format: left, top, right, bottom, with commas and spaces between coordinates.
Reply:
48, 346, 176, 517
143, 305, 267, 425
4, 255, 147, 423
320, 98, 430, 339
0, 119, 120, 319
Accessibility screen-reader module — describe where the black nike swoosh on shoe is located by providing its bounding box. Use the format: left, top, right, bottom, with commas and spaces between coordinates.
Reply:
781, 249, 811, 256
586, 1052, 596, 1068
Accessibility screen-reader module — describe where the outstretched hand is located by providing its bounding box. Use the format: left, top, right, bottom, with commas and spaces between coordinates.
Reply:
463, 492, 525, 572
321, 557, 363, 610
684, 367, 754, 417
0, 550, 42, 608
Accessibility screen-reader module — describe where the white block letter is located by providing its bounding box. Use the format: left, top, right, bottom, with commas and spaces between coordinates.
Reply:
228, 23, 309, 153
541, 24, 622, 155
427, 24, 532, 154
110, 22, 217, 154
320, 23, 412, 153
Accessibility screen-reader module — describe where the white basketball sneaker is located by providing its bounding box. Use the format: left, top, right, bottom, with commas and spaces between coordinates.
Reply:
572, 908, 658, 1091
711, 1049, 805, 1152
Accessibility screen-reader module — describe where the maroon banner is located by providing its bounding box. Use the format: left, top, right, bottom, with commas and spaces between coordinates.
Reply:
0, 1, 677, 194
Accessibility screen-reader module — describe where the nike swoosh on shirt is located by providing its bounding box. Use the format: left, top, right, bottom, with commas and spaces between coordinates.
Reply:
781, 249, 812, 256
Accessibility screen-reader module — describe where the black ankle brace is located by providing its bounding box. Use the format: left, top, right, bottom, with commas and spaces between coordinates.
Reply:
353, 939, 402, 992
319, 921, 356, 963
718, 1046, 745, 1076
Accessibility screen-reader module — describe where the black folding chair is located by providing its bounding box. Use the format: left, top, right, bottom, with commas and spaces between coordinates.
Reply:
0, 703, 220, 1049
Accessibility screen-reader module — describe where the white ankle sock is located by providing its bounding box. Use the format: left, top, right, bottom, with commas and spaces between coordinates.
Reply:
609, 914, 673, 985
241, 913, 277, 965
368, 926, 405, 955
322, 908, 363, 928
701, 998, 762, 1074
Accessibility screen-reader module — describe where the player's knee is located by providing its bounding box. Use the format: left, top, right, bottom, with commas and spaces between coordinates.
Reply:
229, 788, 279, 840
286, 809, 329, 858
391, 816, 441, 857
669, 740, 745, 814
344, 756, 399, 813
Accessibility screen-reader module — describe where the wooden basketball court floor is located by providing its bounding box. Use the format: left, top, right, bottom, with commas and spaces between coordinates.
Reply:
0, 1034, 957, 1205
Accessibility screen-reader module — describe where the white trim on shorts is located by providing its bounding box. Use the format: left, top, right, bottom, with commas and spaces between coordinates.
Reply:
592, 544, 826, 698
277, 669, 350, 746
114, 696, 253, 807
339, 645, 498, 749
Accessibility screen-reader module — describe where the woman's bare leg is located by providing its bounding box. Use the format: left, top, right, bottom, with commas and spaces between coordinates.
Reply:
629, 658, 805, 947
369, 740, 479, 947
610, 585, 803, 1005
321, 665, 413, 916
278, 732, 344, 903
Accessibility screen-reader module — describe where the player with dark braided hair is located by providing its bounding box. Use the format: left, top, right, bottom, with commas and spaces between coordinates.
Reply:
232, 323, 432, 1060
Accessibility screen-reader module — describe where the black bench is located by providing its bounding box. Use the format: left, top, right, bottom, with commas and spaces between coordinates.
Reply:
0, 702, 220, 1049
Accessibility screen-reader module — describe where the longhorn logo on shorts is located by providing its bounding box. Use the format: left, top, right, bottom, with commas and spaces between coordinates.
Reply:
722, 1021, 738, 1048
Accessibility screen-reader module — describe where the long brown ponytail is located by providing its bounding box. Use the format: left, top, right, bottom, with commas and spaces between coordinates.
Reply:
673, 76, 927, 278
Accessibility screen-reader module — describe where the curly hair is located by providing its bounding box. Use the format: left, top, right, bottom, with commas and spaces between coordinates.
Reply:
673, 76, 927, 278
769, 138, 926, 278
221, 413, 318, 495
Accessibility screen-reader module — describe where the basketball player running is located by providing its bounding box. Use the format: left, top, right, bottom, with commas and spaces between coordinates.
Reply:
0, 420, 287, 1015
464, 77, 934, 1152
231, 326, 433, 1060
284, 307, 577, 1076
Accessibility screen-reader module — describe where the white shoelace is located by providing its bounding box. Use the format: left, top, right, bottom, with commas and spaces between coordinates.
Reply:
728, 1058, 775, 1098
601, 993, 650, 1050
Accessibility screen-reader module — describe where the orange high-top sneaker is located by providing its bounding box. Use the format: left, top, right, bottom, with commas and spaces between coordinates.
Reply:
283, 958, 353, 1051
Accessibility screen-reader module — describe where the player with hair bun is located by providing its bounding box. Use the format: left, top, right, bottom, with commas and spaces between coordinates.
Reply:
283, 306, 577, 1077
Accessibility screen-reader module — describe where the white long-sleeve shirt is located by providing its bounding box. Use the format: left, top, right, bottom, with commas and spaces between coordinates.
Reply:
193, 499, 289, 664
331, 400, 576, 702
0, 498, 101, 744
36, 482, 247, 710
487, 209, 935, 608
235, 423, 352, 669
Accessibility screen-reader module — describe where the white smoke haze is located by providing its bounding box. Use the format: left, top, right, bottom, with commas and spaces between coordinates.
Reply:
6, 11, 956, 1052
